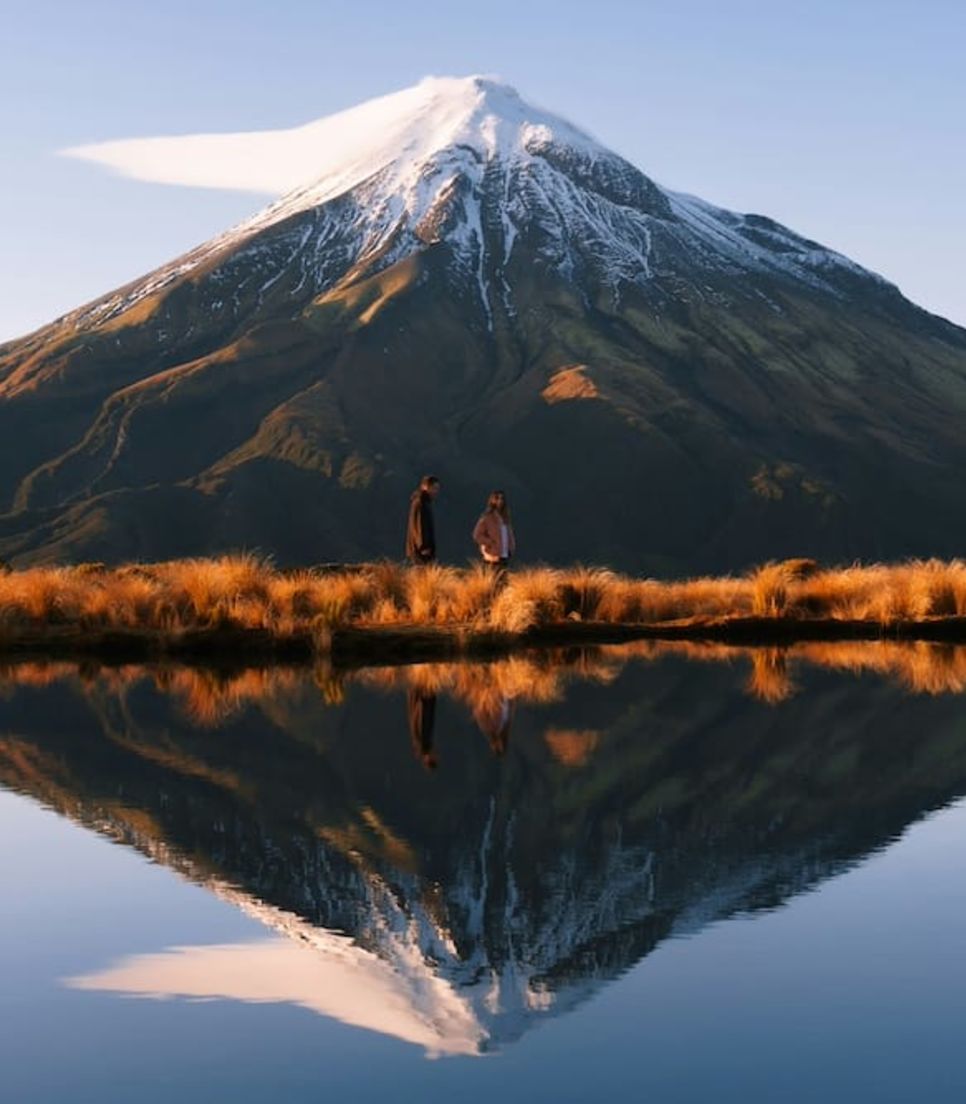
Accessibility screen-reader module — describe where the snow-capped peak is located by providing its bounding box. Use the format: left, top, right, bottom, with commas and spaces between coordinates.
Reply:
63, 75, 888, 337
65, 75, 602, 200
315, 74, 604, 191
248, 74, 608, 226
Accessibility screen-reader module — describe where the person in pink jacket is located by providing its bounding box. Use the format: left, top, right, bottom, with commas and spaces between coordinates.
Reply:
472, 490, 516, 577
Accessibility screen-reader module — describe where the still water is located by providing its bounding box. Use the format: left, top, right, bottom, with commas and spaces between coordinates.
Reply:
2, 641, 966, 1101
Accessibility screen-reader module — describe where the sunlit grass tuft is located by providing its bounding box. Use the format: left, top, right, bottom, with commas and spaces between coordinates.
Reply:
3, 556, 966, 652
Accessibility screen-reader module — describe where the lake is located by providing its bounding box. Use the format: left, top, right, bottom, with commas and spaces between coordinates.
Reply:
2, 641, 966, 1102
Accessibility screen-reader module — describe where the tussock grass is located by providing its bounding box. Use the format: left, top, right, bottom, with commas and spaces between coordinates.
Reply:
4, 555, 966, 654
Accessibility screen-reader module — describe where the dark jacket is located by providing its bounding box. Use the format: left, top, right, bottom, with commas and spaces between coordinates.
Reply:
405, 489, 436, 562
472, 509, 515, 562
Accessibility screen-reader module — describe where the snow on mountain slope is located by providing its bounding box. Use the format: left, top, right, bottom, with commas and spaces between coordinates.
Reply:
66, 75, 602, 197
62, 75, 882, 336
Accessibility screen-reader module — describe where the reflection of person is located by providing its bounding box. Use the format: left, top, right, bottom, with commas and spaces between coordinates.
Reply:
472, 490, 515, 577
472, 696, 514, 757
405, 475, 441, 565
407, 689, 438, 770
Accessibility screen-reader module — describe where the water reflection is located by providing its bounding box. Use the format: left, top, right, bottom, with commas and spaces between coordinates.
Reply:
8, 637, 966, 726
407, 688, 439, 770
69, 930, 489, 1057
3, 642, 966, 1056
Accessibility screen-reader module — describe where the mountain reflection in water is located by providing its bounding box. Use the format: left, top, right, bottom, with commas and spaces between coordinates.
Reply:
3, 641, 966, 1056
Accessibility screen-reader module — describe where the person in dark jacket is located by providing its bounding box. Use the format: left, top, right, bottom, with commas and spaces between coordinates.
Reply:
405, 475, 440, 564
472, 490, 515, 577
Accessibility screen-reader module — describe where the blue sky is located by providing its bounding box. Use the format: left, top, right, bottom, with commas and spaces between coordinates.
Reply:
2, 0, 963, 340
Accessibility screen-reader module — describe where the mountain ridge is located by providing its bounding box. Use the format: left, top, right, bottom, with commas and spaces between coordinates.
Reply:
2, 75, 965, 568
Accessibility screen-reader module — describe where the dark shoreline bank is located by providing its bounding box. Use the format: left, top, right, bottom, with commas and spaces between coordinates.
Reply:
3, 614, 966, 671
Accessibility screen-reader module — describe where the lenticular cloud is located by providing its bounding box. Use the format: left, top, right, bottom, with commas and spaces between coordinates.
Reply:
61, 125, 301, 194
58, 75, 542, 197
58, 79, 452, 195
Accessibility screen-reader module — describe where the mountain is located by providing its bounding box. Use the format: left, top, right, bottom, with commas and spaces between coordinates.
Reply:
4, 649, 966, 1053
3, 75, 966, 569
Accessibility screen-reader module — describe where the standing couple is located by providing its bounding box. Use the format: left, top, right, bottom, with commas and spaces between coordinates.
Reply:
405, 474, 515, 573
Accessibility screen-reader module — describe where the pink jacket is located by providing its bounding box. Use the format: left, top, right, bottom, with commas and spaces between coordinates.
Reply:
472, 510, 515, 561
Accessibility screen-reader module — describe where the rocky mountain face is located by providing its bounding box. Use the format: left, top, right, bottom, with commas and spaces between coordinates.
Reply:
2, 75, 965, 569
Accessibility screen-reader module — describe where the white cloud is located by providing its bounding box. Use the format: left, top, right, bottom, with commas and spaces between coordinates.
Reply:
61, 122, 327, 195
57, 76, 497, 198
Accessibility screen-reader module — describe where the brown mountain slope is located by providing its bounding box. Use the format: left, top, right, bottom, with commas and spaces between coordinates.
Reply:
3, 78, 966, 569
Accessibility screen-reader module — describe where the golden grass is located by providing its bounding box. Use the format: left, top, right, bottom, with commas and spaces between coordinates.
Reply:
4, 556, 966, 655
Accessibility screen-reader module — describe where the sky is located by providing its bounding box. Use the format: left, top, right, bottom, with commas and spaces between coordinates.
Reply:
1, 0, 963, 341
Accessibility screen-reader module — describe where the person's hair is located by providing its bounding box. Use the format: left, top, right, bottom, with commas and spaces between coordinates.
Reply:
420, 474, 440, 490
487, 489, 510, 520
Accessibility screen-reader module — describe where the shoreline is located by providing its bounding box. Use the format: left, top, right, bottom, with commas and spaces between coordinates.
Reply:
5, 555, 966, 671
4, 613, 966, 670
